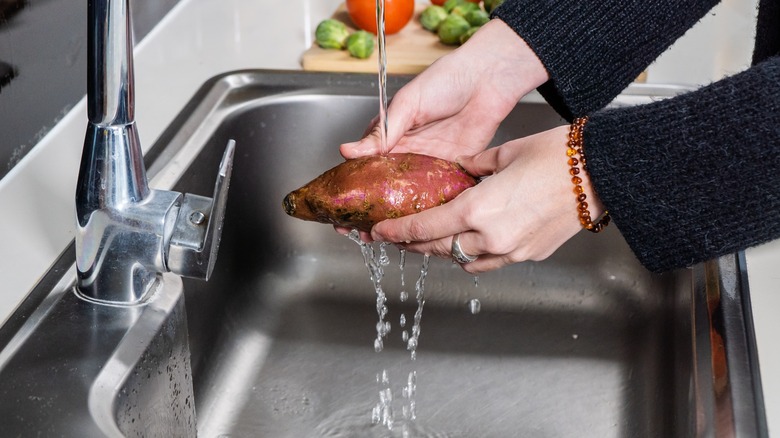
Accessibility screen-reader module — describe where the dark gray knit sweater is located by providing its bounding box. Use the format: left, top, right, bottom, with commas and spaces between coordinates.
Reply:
494, 0, 780, 272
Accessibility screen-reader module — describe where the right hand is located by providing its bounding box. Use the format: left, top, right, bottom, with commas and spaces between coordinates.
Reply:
368, 126, 603, 274
339, 19, 550, 162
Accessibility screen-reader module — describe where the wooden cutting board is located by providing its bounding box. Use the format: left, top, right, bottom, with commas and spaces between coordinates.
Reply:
301, 4, 455, 74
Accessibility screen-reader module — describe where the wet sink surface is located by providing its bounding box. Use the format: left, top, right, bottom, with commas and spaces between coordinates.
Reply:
158, 72, 699, 437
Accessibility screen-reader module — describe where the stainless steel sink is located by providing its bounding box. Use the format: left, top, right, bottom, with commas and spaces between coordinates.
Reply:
0, 71, 768, 437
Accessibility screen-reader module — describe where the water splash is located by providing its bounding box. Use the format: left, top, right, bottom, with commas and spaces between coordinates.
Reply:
348, 230, 391, 352
347, 232, 433, 434
372, 369, 395, 430
407, 255, 430, 361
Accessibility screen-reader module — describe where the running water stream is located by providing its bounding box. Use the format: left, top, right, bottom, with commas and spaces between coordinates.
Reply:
376, 0, 389, 156
344, 3, 427, 433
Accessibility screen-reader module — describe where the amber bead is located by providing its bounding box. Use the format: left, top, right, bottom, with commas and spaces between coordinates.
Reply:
567, 116, 610, 234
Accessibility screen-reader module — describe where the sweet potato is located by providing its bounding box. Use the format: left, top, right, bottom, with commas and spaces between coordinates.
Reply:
283, 153, 477, 231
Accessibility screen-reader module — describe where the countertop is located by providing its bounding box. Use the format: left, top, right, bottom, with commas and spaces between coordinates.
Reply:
0, 0, 775, 433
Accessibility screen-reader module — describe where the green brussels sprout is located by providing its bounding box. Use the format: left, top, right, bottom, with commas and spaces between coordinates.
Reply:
315, 19, 350, 50
346, 30, 375, 59
459, 26, 479, 45
483, 0, 505, 13
443, 0, 466, 13
464, 9, 489, 27
420, 5, 448, 32
451, 2, 480, 18
437, 14, 470, 45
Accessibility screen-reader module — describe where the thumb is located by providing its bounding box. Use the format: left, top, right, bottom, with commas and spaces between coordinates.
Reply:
340, 116, 382, 159
339, 89, 418, 159
456, 146, 502, 177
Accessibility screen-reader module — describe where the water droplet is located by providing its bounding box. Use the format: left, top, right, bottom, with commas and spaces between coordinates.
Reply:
468, 298, 481, 314
379, 243, 390, 266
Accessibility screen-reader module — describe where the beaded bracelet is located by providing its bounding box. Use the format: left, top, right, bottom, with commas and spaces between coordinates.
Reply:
567, 116, 610, 233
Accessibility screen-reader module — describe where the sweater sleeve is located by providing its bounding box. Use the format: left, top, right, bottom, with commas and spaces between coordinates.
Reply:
585, 57, 780, 272
492, 0, 720, 119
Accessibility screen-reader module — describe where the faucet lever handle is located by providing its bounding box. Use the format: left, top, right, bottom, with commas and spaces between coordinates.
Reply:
167, 139, 236, 280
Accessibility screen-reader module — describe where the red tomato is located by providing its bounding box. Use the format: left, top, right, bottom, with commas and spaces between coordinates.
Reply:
346, 0, 415, 35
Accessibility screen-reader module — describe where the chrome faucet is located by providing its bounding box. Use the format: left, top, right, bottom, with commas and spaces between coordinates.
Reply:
76, 0, 234, 304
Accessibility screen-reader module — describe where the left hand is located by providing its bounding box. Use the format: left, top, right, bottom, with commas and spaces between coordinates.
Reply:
369, 126, 605, 274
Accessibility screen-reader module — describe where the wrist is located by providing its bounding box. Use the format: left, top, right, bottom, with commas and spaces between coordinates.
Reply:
462, 19, 550, 98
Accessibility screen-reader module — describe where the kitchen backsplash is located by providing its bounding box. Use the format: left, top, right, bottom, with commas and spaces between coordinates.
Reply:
0, 0, 180, 181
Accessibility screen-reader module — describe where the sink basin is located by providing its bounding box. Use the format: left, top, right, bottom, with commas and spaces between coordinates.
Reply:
0, 71, 767, 437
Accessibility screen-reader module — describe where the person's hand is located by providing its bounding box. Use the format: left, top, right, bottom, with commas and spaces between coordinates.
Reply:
368, 126, 606, 274
339, 19, 549, 162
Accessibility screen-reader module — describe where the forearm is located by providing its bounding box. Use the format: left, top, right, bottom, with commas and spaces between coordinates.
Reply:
493, 0, 720, 119
585, 57, 780, 272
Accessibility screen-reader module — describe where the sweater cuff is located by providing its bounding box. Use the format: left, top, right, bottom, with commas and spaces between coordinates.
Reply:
492, 0, 717, 119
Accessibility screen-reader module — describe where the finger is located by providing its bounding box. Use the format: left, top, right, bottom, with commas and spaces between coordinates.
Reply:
334, 225, 352, 235
333, 225, 374, 243
340, 88, 421, 159
456, 146, 504, 177
456, 253, 513, 275
340, 125, 383, 158
401, 231, 490, 272
400, 234, 459, 260
370, 197, 468, 245
363, 114, 380, 137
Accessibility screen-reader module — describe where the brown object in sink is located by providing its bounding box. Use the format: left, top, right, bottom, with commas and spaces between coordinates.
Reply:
283, 153, 477, 232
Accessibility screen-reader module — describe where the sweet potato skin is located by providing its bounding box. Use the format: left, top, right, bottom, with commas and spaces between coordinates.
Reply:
283, 153, 477, 231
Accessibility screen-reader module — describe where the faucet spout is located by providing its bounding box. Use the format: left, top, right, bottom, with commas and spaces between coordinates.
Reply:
76, 0, 233, 304
87, 0, 135, 127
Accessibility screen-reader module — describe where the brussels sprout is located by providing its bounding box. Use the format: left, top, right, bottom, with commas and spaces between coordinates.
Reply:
437, 14, 470, 45
346, 30, 375, 59
464, 9, 489, 27
443, 0, 465, 13
451, 2, 480, 18
459, 26, 479, 45
420, 5, 448, 31
316, 19, 350, 50
484, 0, 505, 13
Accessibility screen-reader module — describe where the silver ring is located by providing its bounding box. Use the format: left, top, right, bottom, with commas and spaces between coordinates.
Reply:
451, 233, 478, 264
